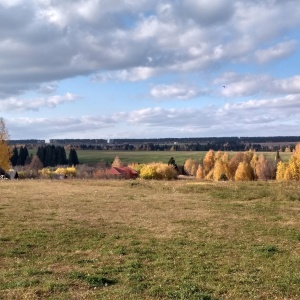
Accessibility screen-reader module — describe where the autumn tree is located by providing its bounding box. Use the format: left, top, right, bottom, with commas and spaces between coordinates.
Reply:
277, 143, 300, 181
203, 149, 215, 175
195, 164, 204, 179
213, 160, 229, 181
276, 161, 288, 180
250, 153, 259, 180
0, 118, 11, 171
255, 154, 275, 181
234, 162, 253, 181
111, 156, 123, 168
184, 158, 197, 176
29, 155, 44, 171
228, 152, 245, 180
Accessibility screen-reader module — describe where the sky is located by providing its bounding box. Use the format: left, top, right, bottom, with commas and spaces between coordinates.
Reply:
1, 0, 300, 141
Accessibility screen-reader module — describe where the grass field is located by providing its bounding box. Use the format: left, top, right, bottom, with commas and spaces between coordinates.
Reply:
0, 179, 299, 299
28, 149, 292, 165
69, 150, 292, 165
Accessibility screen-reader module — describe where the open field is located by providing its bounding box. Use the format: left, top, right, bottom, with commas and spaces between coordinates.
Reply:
74, 150, 292, 165
0, 179, 299, 299
28, 150, 291, 165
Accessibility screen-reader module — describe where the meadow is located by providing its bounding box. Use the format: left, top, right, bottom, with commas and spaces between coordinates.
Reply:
70, 150, 291, 165
0, 179, 299, 299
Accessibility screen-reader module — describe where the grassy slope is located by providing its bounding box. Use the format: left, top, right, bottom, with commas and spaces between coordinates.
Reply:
0, 179, 299, 299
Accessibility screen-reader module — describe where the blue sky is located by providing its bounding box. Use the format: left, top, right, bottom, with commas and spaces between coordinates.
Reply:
1, 0, 300, 140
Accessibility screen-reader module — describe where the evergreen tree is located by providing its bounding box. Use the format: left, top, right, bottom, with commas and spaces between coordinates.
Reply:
43, 145, 52, 167
10, 146, 19, 166
68, 148, 79, 166
17, 146, 26, 166
50, 145, 57, 167
37, 146, 46, 166
24, 146, 29, 164
57, 146, 68, 165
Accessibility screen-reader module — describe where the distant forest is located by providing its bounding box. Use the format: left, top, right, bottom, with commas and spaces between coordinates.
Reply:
8, 136, 300, 152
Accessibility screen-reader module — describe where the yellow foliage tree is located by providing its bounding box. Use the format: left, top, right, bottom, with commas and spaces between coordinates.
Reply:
250, 153, 259, 179
112, 156, 123, 168
234, 162, 252, 181
214, 150, 223, 162
184, 158, 197, 176
244, 150, 254, 164
205, 169, 214, 180
277, 143, 300, 181
0, 118, 11, 171
213, 160, 229, 181
195, 164, 204, 179
190, 163, 198, 176
203, 149, 215, 175
276, 161, 288, 180
228, 152, 245, 180
220, 152, 230, 163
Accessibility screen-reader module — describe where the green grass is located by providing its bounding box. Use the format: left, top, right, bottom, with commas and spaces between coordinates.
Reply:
0, 179, 299, 299
29, 149, 292, 165
71, 150, 292, 165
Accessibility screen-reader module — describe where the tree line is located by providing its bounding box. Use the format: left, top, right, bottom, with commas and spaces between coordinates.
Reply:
8, 145, 79, 168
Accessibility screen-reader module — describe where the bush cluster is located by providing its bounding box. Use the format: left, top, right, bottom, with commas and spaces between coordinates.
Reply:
139, 162, 177, 180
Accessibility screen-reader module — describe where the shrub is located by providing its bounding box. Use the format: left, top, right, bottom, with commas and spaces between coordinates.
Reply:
54, 166, 77, 178
39, 168, 53, 178
93, 169, 108, 179
140, 163, 177, 180
128, 163, 146, 175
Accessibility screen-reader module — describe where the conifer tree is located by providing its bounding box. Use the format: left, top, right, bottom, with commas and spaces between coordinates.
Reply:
68, 148, 79, 166
10, 146, 19, 167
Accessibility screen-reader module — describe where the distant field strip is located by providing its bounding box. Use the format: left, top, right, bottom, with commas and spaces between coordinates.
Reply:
71, 150, 291, 165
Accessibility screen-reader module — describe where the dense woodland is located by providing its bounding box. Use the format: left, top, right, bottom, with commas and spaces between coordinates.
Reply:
8, 136, 300, 152
9, 145, 79, 168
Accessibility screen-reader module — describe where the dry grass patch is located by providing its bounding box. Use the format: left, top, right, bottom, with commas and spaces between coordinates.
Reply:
0, 179, 299, 299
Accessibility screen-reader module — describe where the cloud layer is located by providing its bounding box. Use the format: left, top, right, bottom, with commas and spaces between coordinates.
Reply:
1, 0, 300, 138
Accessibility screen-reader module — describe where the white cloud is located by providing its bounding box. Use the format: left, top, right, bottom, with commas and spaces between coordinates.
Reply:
255, 40, 298, 63
37, 81, 58, 94
5, 91, 300, 139
93, 67, 157, 82
0, 93, 79, 112
215, 73, 300, 97
1, 0, 299, 96
150, 84, 205, 100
